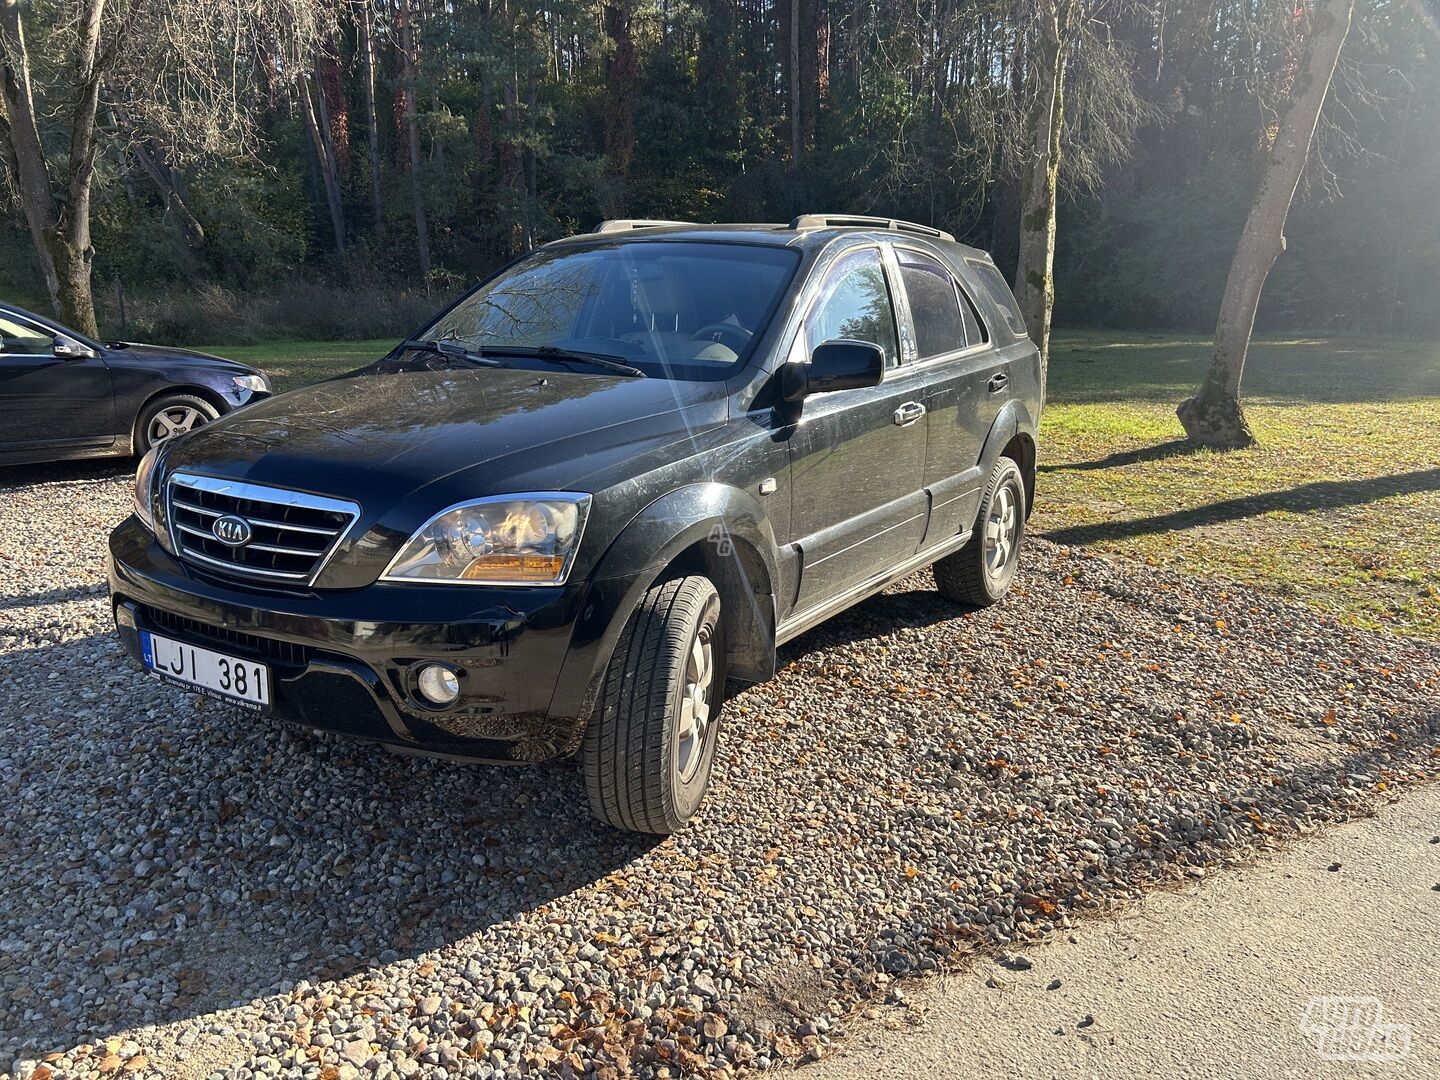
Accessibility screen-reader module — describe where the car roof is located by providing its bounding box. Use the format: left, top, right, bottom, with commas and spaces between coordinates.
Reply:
544, 219, 994, 262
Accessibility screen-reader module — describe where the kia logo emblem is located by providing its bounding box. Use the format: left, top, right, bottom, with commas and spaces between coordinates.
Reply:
212, 514, 253, 547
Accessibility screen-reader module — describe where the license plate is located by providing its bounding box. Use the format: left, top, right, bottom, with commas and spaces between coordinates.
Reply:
140, 630, 271, 711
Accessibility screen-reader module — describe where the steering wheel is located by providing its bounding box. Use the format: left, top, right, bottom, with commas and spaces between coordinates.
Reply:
690, 323, 752, 353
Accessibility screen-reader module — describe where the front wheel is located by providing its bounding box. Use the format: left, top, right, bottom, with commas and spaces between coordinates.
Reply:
135, 393, 219, 454
933, 456, 1027, 606
581, 575, 725, 834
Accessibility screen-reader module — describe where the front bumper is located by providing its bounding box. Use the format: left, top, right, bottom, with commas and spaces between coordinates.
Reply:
107, 515, 614, 762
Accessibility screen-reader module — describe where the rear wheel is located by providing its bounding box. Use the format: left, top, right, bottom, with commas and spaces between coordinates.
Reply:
934, 456, 1027, 607
135, 393, 219, 454
581, 575, 725, 834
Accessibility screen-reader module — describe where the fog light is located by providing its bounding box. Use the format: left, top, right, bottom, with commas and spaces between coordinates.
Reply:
416, 664, 461, 706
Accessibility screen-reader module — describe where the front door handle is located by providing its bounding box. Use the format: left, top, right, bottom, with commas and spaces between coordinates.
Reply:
893, 401, 926, 426
987, 372, 1009, 394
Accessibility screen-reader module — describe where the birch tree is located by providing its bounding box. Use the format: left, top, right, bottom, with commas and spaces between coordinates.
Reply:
1013, 0, 1078, 384
1177, 0, 1356, 448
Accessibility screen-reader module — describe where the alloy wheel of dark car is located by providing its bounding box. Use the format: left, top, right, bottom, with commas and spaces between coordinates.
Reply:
135, 393, 219, 454
933, 455, 1027, 607
582, 575, 726, 834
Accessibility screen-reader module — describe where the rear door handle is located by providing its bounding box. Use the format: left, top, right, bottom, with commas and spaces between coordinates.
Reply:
893, 401, 926, 426
987, 372, 1009, 394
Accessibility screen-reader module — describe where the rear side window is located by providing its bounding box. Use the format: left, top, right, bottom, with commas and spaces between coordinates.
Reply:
966, 260, 1028, 337
896, 250, 984, 358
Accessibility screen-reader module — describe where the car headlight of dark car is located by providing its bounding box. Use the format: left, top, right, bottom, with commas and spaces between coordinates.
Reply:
381, 493, 591, 586
231, 374, 268, 394
132, 447, 161, 532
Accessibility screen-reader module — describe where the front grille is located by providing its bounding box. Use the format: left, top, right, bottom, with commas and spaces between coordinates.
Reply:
166, 472, 359, 585
140, 605, 312, 668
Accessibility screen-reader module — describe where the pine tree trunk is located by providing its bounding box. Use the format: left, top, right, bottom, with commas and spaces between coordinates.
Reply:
302, 74, 347, 252
601, 2, 636, 216
1178, 0, 1354, 449
1013, 3, 1069, 401
798, 0, 821, 153
359, 6, 383, 231
788, 0, 801, 166
396, 0, 431, 276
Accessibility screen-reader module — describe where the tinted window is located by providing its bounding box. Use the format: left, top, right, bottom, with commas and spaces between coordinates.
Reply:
423, 241, 800, 380
967, 260, 1028, 337
805, 248, 900, 367
897, 250, 971, 358
0, 315, 53, 356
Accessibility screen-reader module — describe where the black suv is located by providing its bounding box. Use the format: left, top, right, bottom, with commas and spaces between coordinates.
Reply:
108, 216, 1041, 834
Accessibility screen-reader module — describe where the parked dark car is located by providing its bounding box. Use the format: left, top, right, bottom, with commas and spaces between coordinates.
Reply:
107, 215, 1042, 834
0, 301, 271, 465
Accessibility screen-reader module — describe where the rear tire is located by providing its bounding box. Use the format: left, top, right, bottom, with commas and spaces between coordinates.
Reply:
135, 393, 219, 454
934, 456, 1027, 607
581, 575, 725, 834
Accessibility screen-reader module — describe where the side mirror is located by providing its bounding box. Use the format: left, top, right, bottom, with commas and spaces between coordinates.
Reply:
781, 339, 885, 402
53, 334, 96, 361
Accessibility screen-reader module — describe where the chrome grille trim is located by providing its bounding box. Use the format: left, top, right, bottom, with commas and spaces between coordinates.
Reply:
165, 472, 360, 586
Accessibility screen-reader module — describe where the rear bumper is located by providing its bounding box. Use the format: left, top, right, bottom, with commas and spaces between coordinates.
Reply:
107, 515, 617, 761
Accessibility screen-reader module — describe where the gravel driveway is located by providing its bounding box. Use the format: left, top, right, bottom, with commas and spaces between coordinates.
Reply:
2, 461, 1437, 1080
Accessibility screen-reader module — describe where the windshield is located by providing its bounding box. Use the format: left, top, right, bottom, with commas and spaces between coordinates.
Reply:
420, 241, 800, 380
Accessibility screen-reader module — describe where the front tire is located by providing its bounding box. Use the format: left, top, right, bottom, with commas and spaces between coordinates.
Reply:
135, 393, 219, 454
934, 456, 1027, 606
581, 575, 725, 834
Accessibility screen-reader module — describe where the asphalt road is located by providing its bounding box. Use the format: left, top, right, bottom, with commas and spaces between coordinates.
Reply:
794, 784, 1440, 1080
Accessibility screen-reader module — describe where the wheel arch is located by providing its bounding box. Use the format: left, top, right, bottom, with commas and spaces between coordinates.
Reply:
130, 384, 229, 452
978, 401, 1038, 517
548, 483, 782, 744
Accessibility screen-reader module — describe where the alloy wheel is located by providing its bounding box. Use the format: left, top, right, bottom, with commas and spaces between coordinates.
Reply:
983, 481, 1020, 578
149, 405, 208, 444
674, 618, 716, 785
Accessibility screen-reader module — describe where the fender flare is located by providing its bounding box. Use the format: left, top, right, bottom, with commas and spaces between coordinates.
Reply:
545, 482, 782, 748
977, 399, 1038, 513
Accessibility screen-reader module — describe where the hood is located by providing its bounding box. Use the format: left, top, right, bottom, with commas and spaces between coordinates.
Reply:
161, 366, 729, 514
112, 342, 252, 370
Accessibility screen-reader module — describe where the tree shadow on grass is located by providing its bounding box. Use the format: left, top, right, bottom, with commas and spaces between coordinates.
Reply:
1038, 438, 1204, 474
1041, 467, 1440, 547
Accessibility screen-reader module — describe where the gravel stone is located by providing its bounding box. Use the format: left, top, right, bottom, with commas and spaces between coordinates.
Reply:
1, 461, 1436, 1077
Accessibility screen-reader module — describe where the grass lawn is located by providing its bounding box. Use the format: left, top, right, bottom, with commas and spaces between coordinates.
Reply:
202, 330, 1440, 642
1039, 330, 1440, 641
196, 339, 397, 392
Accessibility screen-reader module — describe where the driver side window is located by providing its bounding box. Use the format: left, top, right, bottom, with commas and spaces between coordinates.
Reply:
804, 248, 900, 367
0, 315, 54, 356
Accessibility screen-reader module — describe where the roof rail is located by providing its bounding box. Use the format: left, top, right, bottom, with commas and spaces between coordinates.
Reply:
790, 214, 955, 243
593, 219, 695, 234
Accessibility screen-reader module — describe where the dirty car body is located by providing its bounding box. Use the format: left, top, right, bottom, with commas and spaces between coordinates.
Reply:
108, 217, 1042, 832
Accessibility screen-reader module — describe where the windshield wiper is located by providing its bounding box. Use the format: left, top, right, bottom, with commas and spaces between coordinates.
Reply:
534, 345, 645, 378
470, 343, 646, 378
399, 338, 505, 368
402, 338, 646, 378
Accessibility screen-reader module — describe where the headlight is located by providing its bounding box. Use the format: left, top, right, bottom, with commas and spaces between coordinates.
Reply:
232, 374, 268, 393
381, 493, 591, 585
133, 447, 160, 531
